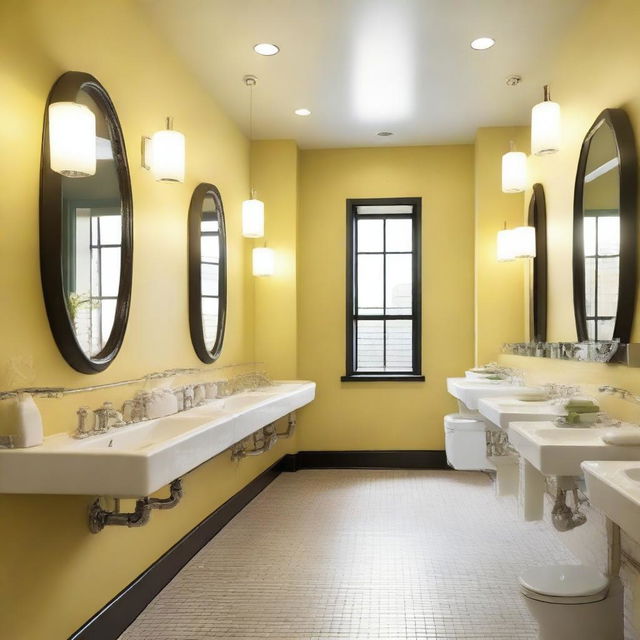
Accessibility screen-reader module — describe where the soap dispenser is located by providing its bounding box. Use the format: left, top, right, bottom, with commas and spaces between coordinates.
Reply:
12, 393, 44, 448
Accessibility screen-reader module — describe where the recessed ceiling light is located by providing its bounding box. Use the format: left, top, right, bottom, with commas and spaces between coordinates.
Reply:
253, 43, 279, 56
377, 131, 393, 137
471, 37, 495, 51
294, 108, 311, 116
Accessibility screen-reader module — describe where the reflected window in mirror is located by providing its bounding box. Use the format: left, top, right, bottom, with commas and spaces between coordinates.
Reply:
189, 184, 227, 363
41, 72, 133, 373
573, 108, 637, 344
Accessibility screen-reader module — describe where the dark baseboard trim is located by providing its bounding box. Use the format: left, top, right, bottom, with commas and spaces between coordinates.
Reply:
281, 450, 448, 471
69, 449, 447, 640
69, 457, 286, 640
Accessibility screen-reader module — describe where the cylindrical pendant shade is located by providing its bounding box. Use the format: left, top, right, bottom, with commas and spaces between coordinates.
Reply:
242, 199, 265, 238
150, 129, 185, 182
532, 100, 561, 155
252, 247, 274, 276
49, 102, 96, 178
512, 226, 536, 258
502, 151, 527, 193
496, 229, 515, 262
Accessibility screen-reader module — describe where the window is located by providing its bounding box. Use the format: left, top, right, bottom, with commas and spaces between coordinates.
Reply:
342, 198, 423, 381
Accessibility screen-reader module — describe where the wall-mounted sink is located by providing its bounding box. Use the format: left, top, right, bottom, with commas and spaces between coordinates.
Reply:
508, 421, 640, 476
478, 396, 563, 430
446, 377, 535, 410
0, 380, 315, 498
582, 461, 640, 542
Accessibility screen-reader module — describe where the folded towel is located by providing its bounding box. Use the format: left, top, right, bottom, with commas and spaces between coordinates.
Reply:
565, 397, 597, 408
602, 427, 640, 446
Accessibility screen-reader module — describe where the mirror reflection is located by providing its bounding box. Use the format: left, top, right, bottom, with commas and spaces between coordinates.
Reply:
200, 194, 222, 350
581, 121, 620, 341
61, 89, 123, 358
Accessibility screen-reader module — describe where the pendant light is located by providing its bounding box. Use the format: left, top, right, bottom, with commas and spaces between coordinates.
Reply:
512, 226, 536, 259
531, 85, 561, 156
48, 101, 96, 177
252, 246, 275, 276
496, 223, 515, 262
242, 75, 265, 238
141, 116, 186, 183
502, 141, 527, 193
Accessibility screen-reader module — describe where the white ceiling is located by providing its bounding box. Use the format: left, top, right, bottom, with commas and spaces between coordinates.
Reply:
140, 0, 590, 149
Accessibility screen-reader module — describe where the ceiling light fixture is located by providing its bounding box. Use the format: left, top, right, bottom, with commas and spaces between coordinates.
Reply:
471, 37, 495, 51
242, 75, 264, 238
294, 108, 311, 116
377, 131, 393, 137
531, 85, 561, 155
253, 43, 279, 56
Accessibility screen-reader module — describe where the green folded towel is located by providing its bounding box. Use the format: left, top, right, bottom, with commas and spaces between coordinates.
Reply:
485, 374, 505, 380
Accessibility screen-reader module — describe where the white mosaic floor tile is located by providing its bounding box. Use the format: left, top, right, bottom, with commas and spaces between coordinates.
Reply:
119, 469, 584, 639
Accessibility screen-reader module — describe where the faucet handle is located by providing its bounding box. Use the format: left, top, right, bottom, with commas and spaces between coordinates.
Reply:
75, 406, 95, 437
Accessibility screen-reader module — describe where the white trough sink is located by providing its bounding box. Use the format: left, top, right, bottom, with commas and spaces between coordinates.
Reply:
582, 461, 640, 542
0, 380, 315, 498
508, 421, 640, 476
478, 396, 563, 430
446, 377, 535, 410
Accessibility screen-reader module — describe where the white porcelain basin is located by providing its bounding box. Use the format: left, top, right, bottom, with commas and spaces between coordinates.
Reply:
446, 377, 535, 410
0, 380, 315, 498
478, 396, 563, 430
582, 461, 640, 542
508, 421, 640, 476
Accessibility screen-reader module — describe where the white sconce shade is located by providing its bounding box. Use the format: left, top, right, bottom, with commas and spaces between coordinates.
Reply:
496, 229, 515, 262
48, 102, 96, 178
512, 226, 536, 259
252, 247, 275, 276
502, 147, 527, 193
149, 127, 185, 183
531, 85, 561, 155
242, 198, 265, 238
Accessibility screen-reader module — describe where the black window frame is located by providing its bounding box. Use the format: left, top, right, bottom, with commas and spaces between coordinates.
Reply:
342, 197, 424, 382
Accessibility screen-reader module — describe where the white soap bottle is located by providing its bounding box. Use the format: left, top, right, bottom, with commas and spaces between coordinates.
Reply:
12, 393, 44, 448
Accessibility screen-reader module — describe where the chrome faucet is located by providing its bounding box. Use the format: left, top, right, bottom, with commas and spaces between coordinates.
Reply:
94, 402, 125, 432
74, 406, 95, 438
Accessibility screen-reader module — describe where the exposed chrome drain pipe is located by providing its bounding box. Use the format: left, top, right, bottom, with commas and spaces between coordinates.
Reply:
231, 412, 296, 461
88, 478, 183, 533
551, 485, 587, 531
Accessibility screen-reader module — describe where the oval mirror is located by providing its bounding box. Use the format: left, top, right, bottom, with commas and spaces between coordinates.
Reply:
40, 72, 133, 373
573, 109, 638, 344
188, 183, 227, 363
529, 183, 548, 342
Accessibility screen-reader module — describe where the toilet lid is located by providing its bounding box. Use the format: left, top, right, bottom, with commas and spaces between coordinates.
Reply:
519, 565, 609, 598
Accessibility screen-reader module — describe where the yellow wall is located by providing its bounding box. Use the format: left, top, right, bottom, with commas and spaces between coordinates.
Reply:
297, 145, 475, 451
474, 126, 530, 365
0, 2, 296, 639
251, 140, 299, 380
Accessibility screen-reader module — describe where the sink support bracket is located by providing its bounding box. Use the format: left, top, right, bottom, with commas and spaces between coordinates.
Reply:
88, 478, 183, 533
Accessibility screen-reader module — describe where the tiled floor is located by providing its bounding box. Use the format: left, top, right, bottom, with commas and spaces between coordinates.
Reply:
120, 469, 581, 639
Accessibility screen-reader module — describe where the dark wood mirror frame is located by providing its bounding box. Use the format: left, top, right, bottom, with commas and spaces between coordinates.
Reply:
188, 183, 227, 364
529, 183, 548, 342
573, 108, 638, 344
40, 71, 133, 374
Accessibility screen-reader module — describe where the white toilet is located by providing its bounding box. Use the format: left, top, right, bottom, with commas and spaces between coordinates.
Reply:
519, 565, 623, 640
444, 413, 494, 471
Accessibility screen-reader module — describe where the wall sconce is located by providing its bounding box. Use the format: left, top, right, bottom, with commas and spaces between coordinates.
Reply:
496, 224, 515, 262
252, 246, 274, 276
502, 141, 527, 193
531, 85, 561, 156
242, 75, 265, 238
48, 101, 96, 177
512, 226, 536, 258
142, 117, 185, 183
